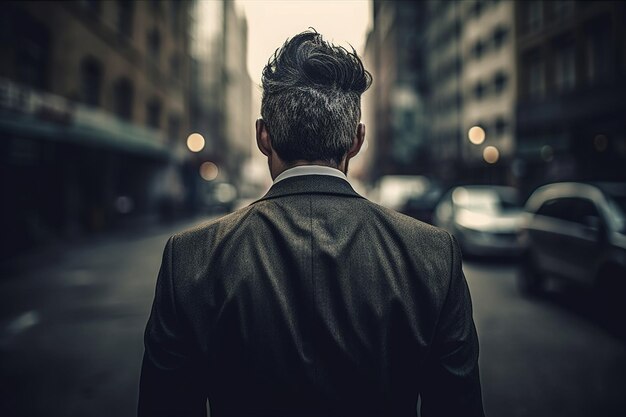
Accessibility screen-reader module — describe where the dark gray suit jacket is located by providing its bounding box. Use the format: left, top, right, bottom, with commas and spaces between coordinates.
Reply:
138, 175, 484, 417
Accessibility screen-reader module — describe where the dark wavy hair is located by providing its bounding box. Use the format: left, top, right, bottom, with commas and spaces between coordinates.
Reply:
261, 29, 372, 165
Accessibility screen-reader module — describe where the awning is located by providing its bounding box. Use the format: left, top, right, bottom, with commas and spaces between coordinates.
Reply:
0, 78, 171, 160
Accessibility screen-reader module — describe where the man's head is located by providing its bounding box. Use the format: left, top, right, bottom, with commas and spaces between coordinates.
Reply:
257, 30, 372, 177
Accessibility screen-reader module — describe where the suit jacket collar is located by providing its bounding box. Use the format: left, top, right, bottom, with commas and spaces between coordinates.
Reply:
255, 175, 364, 203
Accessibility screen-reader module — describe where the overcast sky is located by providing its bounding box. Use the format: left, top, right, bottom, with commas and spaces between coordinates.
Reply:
236, 0, 372, 86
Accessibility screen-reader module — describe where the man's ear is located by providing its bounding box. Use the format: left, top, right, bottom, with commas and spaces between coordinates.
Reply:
256, 119, 273, 157
346, 123, 366, 159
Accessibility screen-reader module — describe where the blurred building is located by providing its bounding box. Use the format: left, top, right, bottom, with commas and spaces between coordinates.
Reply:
459, 0, 517, 182
188, 0, 252, 206
423, 0, 464, 184
222, 2, 252, 184
0, 0, 192, 258
353, 23, 377, 182
422, 0, 518, 185
363, 0, 514, 186
362, 0, 626, 193
514, 0, 626, 193
358, 0, 428, 183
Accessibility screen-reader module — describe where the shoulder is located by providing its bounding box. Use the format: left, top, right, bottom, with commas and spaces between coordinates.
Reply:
169, 204, 259, 254
361, 199, 458, 282
363, 198, 453, 249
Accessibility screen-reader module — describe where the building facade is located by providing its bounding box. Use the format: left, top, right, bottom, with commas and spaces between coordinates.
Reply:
0, 0, 192, 257
423, 0, 464, 184
514, 0, 626, 193
362, 0, 626, 193
188, 0, 251, 202
358, 0, 428, 183
459, 0, 517, 182
222, 0, 252, 185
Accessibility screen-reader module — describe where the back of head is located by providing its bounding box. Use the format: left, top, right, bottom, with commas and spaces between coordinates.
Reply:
261, 30, 372, 166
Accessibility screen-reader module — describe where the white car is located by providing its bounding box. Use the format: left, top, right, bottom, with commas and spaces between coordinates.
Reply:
518, 182, 626, 295
433, 185, 525, 257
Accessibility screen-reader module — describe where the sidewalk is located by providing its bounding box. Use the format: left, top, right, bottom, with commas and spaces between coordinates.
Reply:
0, 212, 220, 417
0, 213, 216, 280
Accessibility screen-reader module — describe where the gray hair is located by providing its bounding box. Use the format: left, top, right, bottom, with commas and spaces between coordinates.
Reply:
261, 30, 372, 165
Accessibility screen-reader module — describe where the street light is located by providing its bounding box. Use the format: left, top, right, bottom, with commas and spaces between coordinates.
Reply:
468, 126, 486, 145
187, 133, 205, 153
483, 146, 500, 164
200, 161, 219, 181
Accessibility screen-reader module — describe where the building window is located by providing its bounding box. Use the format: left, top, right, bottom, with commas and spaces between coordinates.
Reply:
14, 12, 50, 90
455, 92, 463, 108
170, 1, 181, 35
116, 0, 134, 38
585, 19, 612, 84
526, 1, 543, 33
525, 51, 545, 99
169, 54, 181, 80
113, 78, 133, 121
146, 99, 161, 129
80, 57, 103, 107
168, 115, 181, 143
472, 39, 485, 60
470, 0, 484, 19
494, 117, 508, 137
492, 26, 508, 49
147, 28, 161, 63
473, 81, 486, 100
551, 1, 575, 21
493, 71, 508, 93
554, 43, 576, 92
454, 19, 462, 36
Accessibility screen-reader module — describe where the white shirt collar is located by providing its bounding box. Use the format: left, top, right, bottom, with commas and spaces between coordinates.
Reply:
273, 165, 348, 184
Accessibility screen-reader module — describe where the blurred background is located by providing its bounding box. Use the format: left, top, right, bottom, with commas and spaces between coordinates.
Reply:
1, 1, 625, 416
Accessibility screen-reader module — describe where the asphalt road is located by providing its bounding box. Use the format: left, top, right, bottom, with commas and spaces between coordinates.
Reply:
1, 219, 625, 416
465, 260, 626, 416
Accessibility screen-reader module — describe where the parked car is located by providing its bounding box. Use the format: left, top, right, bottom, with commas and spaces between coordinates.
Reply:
433, 185, 525, 257
399, 181, 444, 224
372, 175, 431, 211
518, 182, 626, 296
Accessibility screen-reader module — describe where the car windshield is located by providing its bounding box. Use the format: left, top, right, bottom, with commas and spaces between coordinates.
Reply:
453, 188, 521, 214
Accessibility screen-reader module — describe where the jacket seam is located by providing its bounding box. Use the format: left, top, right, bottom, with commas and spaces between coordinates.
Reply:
309, 195, 318, 385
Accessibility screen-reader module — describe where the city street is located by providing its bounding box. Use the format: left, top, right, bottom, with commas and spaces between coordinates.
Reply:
466, 261, 626, 416
1, 219, 625, 417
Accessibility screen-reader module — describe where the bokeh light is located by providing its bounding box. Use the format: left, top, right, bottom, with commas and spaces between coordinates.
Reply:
468, 126, 486, 145
199, 161, 219, 181
187, 133, 205, 152
483, 146, 500, 164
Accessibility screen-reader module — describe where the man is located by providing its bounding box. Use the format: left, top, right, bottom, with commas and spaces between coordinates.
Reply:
139, 30, 484, 417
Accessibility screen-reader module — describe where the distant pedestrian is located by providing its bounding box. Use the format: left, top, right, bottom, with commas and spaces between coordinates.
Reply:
138, 29, 484, 417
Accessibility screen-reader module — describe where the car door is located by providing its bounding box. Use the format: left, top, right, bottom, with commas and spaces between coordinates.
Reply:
562, 198, 605, 284
529, 198, 573, 276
